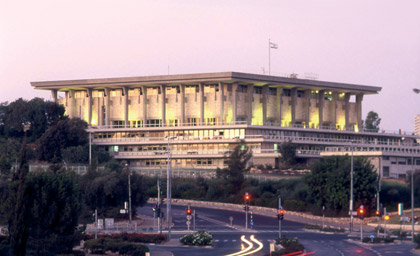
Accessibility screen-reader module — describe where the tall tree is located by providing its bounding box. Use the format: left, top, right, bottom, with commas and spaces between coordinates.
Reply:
305, 156, 378, 214
364, 111, 381, 132
37, 118, 88, 163
216, 142, 253, 196
278, 140, 297, 167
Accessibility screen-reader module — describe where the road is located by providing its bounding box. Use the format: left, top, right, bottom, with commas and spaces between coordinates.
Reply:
137, 204, 417, 256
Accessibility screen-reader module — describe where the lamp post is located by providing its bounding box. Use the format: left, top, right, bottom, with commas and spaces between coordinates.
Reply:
350, 140, 354, 232
126, 163, 132, 226
411, 155, 415, 241
165, 135, 177, 240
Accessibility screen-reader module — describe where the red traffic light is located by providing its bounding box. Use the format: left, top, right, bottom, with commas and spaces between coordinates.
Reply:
244, 193, 251, 202
279, 209, 285, 215
375, 210, 380, 216
357, 207, 365, 219
186, 208, 192, 215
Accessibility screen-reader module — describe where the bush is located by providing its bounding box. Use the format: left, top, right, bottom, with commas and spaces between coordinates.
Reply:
84, 239, 105, 254
180, 231, 213, 246
414, 233, 420, 248
84, 233, 166, 244
275, 237, 304, 254
362, 236, 395, 244
84, 238, 149, 256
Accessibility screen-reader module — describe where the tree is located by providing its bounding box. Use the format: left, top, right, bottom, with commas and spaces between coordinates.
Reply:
216, 142, 253, 196
278, 140, 297, 167
79, 161, 148, 218
37, 118, 88, 162
305, 156, 378, 215
364, 111, 381, 132
25, 170, 81, 255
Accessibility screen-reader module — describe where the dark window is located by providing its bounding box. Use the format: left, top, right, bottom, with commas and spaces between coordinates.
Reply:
383, 166, 390, 177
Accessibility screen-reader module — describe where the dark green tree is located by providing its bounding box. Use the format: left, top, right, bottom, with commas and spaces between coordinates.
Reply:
278, 140, 297, 167
37, 118, 88, 162
79, 161, 148, 217
305, 156, 378, 214
216, 142, 253, 196
363, 111, 381, 132
6, 141, 30, 256
25, 170, 81, 255
0, 138, 21, 175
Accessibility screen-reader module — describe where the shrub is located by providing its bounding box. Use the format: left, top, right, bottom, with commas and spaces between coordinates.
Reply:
84, 233, 166, 244
84, 238, 149, 256
275, 237, 304, 254
84, 239, 105, 254
180, 231, 213, 246
414, 233, 420, 248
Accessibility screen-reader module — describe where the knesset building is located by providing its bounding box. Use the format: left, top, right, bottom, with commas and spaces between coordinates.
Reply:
32, 72, 420, 178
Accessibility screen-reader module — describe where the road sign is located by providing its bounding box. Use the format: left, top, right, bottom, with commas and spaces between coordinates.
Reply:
349, 211, 358, 216
186, 221, 191, 225
401, 216, 409, 222
187, 215, 192, 220
120, 209, 127, 214
369, 234, 375, 239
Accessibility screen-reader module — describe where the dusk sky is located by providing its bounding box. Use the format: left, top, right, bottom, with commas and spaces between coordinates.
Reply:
1, 0, 419, 132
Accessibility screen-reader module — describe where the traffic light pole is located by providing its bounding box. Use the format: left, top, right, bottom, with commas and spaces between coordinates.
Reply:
157, 179, 161, 233
245, 203, 248, 230
360, 220, 363, 242
278, 196, 282, 238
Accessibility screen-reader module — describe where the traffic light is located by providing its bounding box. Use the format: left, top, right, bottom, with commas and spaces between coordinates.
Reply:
186, 206, 192, 216
375, 210, 382, 217
153, 204, 157, 212
243, 205, 249, 211
357, 207, 365, 219
244, 193, 251, 204
384, 215, 390, 221
278, 208, 285, 220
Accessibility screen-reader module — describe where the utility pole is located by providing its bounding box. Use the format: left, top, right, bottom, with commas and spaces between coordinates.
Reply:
127, 163, 132, 227
350, 141, 354, 232
94, 209, 98, 239
411, 155, 415, 242
278, 196, 284, 238
157, 179, 161, 233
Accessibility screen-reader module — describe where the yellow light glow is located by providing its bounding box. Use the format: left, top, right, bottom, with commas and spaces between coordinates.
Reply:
337, 117, 346, 131
354, 124, 359, 132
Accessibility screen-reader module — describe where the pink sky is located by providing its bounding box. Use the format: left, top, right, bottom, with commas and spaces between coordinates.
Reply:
1, 0, 419, 132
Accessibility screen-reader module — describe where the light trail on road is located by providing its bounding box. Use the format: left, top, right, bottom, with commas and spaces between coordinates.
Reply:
224, 235, 263, 256
224, 235, 252, 256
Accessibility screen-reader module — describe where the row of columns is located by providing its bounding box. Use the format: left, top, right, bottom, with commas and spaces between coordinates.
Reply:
54, 84, 363, 129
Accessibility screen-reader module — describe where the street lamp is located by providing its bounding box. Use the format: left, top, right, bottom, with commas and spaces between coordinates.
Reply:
350, 140, 354, 232
125, 163, 132, 226
165, 135, 177, 240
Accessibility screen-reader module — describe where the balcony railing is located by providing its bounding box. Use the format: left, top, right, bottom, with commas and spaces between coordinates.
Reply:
88, 121, 417, 136
92, 134, 419, 147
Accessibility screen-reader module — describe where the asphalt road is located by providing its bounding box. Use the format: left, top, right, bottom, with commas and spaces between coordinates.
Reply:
137, 204, 417, 256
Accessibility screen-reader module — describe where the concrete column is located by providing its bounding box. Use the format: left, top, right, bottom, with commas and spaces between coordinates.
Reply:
142, 86, 147, 126
51, 90, 58, 103
262, 85, 269, 125
344, 93, 351, 130
104, 88, 110, 127
331, 92, 338, 129
199, 83, 205, 125
232, 83, 238, 124
276, 87, 283, 125
318, 90, 325, 127
180, 85, 185, 126
160, 85, 166, 127
305, 90, 311, 127
123, 87, 129, 127
248, 85, 254, 125
86, 88, 93, 126
356, 94, 364, 130
67, 90, 75, 119
291, 88, 297, 124
218, 82, 224, 125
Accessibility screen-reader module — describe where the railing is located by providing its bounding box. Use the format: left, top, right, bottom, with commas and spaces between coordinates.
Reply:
93, 133, 419, 147
324, 146, 420, 155
88, 122, 417, 136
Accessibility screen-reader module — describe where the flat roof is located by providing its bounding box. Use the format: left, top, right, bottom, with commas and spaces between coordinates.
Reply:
31, 71, 381, 94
